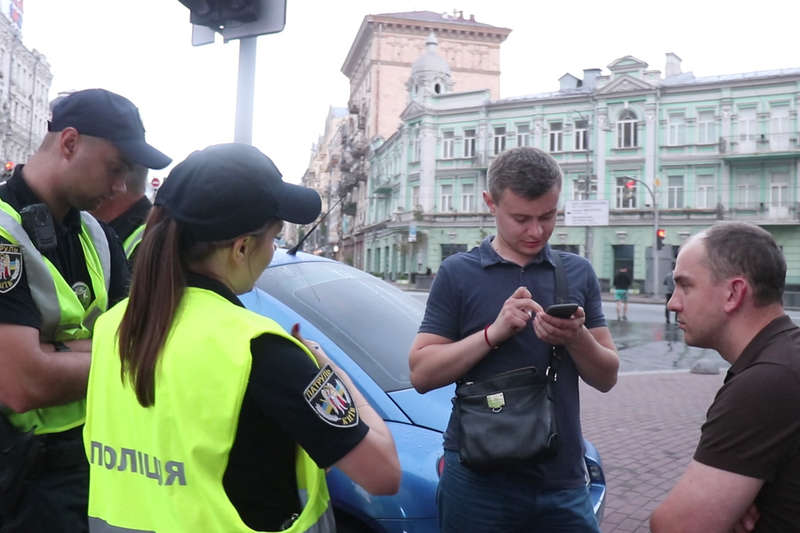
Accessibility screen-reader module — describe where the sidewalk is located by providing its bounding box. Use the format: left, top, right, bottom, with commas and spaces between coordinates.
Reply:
601, 292, 663, 305
580, 371, 725, 533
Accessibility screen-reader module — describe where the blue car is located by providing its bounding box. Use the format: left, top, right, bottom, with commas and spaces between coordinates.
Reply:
240, 249, 606, 532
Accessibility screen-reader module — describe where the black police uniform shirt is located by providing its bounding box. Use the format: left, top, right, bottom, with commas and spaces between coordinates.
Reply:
107, 195, 152, 245
188, 273, 369, 531
0, 166, 130, 328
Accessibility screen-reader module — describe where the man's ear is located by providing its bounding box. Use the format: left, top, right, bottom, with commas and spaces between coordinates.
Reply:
723, 277, 748, 313
60, 128, 80, 159
483, 191, 496, 215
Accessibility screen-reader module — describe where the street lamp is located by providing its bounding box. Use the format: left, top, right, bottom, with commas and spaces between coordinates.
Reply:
623, 177, 660, 297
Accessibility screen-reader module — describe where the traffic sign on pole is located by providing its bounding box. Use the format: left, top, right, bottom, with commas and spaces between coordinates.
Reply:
564, 200, 609, 226
151, 177, 161, 189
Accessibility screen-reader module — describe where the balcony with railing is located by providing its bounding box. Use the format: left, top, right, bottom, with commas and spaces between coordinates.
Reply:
720, 132, 800, 159
587, 200, 800, 226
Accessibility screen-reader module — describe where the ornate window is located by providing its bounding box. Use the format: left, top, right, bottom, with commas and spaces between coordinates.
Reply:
442, 131, 454, 159
617, 109, 638, 148
516, 124, 530, 147
493, 126, 506, 155
574, 120, 588, 151
549, 122, 563, 152
463, 129, 476, 157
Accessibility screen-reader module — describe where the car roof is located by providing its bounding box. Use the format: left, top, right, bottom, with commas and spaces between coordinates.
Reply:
269, 248, 336, 267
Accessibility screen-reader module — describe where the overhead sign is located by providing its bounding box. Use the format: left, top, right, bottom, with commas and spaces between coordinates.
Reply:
564, 200, 609, 227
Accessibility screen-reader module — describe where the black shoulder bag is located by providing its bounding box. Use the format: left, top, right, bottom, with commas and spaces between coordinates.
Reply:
454, 251, 569, 470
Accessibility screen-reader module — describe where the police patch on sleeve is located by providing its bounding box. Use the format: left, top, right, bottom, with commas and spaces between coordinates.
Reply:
0, 244, 23, 294
304, 364, 359, 427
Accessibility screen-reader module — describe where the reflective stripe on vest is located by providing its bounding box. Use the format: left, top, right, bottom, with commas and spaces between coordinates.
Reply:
122, 224, 145, 260
89, 506, 336, 533
0, 200, 111, 434
86, 288, 332, 533
80, 211, 111, 331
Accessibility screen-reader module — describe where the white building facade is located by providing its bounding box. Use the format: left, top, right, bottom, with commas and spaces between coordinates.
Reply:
0, 7, 51, 173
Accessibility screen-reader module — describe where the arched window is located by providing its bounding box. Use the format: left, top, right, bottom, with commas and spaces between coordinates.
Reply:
617, 109, 638, 148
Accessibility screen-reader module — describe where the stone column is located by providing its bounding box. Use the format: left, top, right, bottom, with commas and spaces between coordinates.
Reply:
595, 105, 608, 200
645, 101, 657, 204
420, 116, 436, 211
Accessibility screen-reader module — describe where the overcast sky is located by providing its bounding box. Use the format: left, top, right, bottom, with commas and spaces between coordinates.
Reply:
19, 0, 800, 183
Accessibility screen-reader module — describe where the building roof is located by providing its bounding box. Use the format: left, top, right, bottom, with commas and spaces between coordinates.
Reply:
373, 10, 506, 29
342, 11, 510, 78
496, 65, 800, 105
660, 68, 800, 87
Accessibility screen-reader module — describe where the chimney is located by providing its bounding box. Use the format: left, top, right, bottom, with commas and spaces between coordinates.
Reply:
469, 14, 475, 22
665, 52, 682, 77
559, 73, 580, 91
582, 68, 601, 90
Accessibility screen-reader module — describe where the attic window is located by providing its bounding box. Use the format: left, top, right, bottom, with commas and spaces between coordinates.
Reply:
434, 83, 442, 94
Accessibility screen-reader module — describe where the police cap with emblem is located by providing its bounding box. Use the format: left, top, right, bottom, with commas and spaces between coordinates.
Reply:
154, 143, 321, 243
49, 89, 171, 170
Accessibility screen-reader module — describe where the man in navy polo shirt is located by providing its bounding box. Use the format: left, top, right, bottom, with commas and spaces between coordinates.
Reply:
409, 147, 619, 532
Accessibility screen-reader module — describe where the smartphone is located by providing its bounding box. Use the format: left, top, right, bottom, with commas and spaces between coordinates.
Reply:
545, 303, 578, 318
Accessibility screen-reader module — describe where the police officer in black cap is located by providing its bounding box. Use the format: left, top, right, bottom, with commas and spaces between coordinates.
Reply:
91, 164, 152, 263
0, 88, 170, 532
83, 143, 400, 532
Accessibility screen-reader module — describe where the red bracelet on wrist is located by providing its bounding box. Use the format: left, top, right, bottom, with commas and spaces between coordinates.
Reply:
484, 323, 499, 350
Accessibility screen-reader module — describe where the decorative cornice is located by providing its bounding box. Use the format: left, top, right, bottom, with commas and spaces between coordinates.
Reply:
342, 13, 510, 77
596, 74, 655, 95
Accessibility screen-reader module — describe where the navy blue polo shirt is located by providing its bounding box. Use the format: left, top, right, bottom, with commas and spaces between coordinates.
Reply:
419, 236, 606, 488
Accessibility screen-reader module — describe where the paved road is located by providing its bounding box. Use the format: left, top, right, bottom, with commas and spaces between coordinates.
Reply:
581, 370, 724, 532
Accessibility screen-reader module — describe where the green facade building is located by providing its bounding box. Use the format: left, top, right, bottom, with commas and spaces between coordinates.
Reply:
357, 39, 800, 299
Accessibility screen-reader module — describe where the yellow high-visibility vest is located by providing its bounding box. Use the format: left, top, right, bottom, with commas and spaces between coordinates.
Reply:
0, 199, 110, 434
85, 287, 333, 532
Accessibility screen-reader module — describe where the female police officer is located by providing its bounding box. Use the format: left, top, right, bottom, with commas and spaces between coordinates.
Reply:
82, 143, 401, 532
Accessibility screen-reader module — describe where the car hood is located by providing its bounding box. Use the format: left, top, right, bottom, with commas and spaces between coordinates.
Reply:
387, 384, 455, 433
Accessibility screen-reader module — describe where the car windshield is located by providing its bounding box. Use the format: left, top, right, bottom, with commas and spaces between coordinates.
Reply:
255, 260, 425, 392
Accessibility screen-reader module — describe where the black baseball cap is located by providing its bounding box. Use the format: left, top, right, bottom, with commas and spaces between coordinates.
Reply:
48, 89, 171, 170
155, 143, 321, 243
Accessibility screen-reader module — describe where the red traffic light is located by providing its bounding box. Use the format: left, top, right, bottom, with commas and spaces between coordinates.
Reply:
4, 161, 13, 171
625, 180, 636, 189
657, 228, 666, 239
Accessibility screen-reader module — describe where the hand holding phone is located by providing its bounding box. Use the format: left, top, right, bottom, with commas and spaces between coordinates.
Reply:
545, 303, 578, 319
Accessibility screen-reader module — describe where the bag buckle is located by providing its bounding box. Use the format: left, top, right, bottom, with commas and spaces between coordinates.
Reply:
486, 392, 505, 412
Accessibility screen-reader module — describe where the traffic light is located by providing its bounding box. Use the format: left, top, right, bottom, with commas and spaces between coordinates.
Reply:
625, 180, 636, 190
657, 228, 666, 250
178, 0, 258, 29
178, 0, 286, 44
4, 161, 13, 171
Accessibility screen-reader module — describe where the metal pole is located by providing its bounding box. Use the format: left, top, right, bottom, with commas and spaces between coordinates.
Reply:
234, 37, 257, 144
653, 192, 660, 298
627, 176, 660, 297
